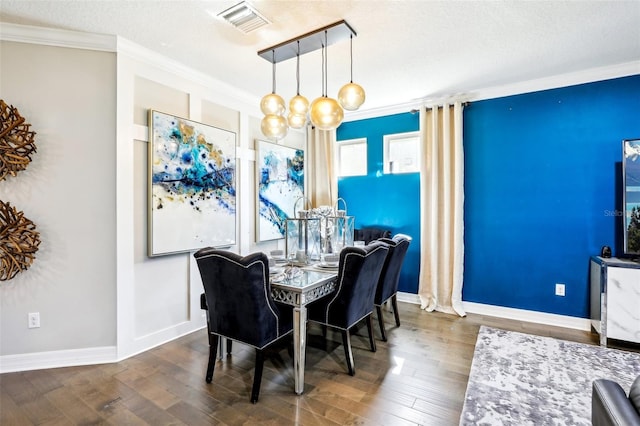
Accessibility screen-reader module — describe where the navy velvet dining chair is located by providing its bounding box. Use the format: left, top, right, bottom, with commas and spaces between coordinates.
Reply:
354, 227, 392, 244
374, 234, 411, 341
306, 241, 389, 376
194, 248, 293, 403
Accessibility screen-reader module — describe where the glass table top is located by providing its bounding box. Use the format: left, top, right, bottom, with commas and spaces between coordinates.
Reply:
271, 268, 336, 290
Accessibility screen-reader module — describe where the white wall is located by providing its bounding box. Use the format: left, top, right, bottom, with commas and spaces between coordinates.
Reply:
0, 40, 117, 360
0, 25, 305, 372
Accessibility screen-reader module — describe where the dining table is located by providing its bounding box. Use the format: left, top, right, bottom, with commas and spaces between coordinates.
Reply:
270, 263, 339, 395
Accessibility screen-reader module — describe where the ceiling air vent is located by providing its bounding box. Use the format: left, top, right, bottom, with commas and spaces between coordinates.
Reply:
218, 1, 270, 33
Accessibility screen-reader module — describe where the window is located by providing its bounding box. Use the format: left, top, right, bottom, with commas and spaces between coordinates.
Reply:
383, 131, 420, 174
337, 138, 367, 177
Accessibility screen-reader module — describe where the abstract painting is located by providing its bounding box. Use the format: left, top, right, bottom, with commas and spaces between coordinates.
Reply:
148, 110, 236, 256
256, 140, 304, 241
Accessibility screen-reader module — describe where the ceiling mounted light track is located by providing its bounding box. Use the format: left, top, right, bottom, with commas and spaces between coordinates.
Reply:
257, 20, 365, 140
258, 20, 356, 63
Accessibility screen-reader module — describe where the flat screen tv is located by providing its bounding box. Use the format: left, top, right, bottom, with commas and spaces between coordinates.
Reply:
622, 138, 640, 260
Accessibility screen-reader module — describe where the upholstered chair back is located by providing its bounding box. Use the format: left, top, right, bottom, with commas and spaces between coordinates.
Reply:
309, 241, 388, 329
375, 235, 411, 305
194, 248, 291, 349
354, 227, 392, 244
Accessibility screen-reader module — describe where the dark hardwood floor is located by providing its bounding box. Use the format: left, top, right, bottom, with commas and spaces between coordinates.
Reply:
2, 302, 633, 425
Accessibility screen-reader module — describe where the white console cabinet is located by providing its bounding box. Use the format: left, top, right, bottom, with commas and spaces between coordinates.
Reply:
590, 256, 640, 346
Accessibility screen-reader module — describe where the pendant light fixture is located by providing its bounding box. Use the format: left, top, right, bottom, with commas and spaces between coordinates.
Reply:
310, 32, 344, 131
288, 41, 309, 129
338, 34, 366, 111
260, 50, 288, 140
257, 20, 361, 138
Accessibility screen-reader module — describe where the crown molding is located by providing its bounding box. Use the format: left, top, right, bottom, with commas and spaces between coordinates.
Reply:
344, 61, 640, 121
0, 22, 115, 51
342, 100, 422, 122
115, 36, 257, 108
1, 22, 257, 109
3, 23, 638, 123
468, 61, 640, 102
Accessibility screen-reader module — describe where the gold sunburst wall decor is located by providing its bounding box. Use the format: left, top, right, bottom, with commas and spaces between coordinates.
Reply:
0, 200, 41, 281
0, 99, 37, 180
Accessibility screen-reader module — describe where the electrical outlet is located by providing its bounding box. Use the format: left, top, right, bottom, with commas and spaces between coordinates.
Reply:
28, 312, 40, 329
555, 283, 566, 297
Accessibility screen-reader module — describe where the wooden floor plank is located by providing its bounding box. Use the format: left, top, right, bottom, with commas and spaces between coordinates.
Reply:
2, 303, 638, 425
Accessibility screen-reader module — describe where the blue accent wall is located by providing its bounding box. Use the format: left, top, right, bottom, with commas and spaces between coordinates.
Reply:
464, 75, 640, 318
337, 113, 421, 293
336, 75, 640, 318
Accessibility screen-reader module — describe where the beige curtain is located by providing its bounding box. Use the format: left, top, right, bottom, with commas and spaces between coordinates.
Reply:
418, 102, 466, 317
306, 125, 338, 207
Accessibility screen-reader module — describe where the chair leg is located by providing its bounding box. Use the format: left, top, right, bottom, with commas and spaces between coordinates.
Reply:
251, 349, 265, 404
376, 305, 387, 342
391, 294, 401, 327
341, 330, 355, 376
226, 339, 233, 355
366, 314, 377, 352
206, 334, 219, 383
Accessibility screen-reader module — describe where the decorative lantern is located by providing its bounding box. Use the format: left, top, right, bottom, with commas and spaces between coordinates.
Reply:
330, 213, 355, 251
314, 198, 355, 254
285, 213, 321, 264
285, 198, 321, 263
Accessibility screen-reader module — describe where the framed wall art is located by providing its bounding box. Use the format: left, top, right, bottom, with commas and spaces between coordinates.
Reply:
148, 110, 236, 256
256, 140, 304, 241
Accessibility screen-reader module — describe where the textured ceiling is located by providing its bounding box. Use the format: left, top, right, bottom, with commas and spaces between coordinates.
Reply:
1, 0, 639, 113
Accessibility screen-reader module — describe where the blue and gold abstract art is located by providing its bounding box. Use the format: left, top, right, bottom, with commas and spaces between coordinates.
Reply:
149, 111, 236, 256
256, 140, 304, 241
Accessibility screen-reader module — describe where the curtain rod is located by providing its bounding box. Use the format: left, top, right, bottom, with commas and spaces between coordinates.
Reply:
412, 101, 471, 113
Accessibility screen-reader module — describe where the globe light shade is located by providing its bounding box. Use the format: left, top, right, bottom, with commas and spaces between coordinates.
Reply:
288, 112, 307, 129
338, 82, 366, 111
289, 94, 309, 116
261, 114, 288, 140
310, 97, 344, 131
260, 93, 286, 116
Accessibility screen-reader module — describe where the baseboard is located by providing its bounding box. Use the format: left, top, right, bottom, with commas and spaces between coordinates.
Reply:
0, 323, 207, 374
1, 297, 590, 373
0, 346, 117, 374
397, 292, 592, 331
396, 292, 422, 305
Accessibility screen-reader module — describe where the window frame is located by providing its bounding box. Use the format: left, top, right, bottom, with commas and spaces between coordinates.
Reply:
336, 137, 368, 177
382, 131, 420, 174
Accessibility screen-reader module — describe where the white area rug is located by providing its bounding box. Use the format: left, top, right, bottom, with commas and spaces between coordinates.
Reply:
460, 326, 640, 425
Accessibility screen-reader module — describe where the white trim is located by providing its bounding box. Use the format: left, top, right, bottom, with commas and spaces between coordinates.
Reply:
382, 131, 421, 174
5, 22, 637, 122
462, 302, 592, 331
0, 346, 117, 374
0, 22, 116, 52
345, 61, 640, 121
397, 291, 421, 305
0, 23, 259, 111
397, 292, 592, 331
115, 36, 257, 109
344, 101, 422, 123
469, 61, 640, 102
0, 295, 591, 373
133, 124, 148, 142
0, 323, 208, 373
336, 137, 368, 177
